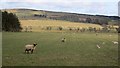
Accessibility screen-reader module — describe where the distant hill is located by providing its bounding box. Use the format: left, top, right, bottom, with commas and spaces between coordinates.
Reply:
2, 9, 120, 25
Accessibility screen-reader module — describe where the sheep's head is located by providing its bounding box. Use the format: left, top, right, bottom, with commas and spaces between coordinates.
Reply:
33, 43, 37, 47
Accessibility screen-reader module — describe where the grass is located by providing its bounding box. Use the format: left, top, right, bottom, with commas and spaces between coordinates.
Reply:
2, 32, 118, 66
20, 20, 103, 32
3, 9, 44, 19
0, 32, 2, 67
20, 20, 103, 28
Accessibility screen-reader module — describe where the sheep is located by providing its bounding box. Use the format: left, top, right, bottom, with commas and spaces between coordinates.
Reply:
102, 42, 105, 44
25, 43, 37, 54
112, 41, 118, 45
61, 38, 66, 42
109, 35, 112, 37
96, 44, 100, 48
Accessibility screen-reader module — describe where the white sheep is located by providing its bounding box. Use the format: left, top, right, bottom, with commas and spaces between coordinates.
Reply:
25, 43, 37, 54
96, 44, 100, 48
112, 41, 118, 45
61, 38, 66, 42
109, 35, 112, 37
102, 42, 105, 44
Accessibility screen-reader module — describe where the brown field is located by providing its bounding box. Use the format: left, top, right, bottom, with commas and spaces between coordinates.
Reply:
20, 19, 103, 32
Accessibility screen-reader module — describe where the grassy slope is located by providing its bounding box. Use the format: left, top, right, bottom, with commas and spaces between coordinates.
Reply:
2, 32, 118, 66
0, 32, 2, 67
4, 9, 104, 32
2, 9, 44, 20
20, 19, 103, 32
3, 9, 118, 31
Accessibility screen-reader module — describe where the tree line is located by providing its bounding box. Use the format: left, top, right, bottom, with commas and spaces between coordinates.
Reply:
2, 11, 22, 32
49, 15, 110, 25
33, 14, 111, 25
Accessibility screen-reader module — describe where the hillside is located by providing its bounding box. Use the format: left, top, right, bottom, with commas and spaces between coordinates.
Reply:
20, 19, 103, 32
2, 9, 120, 25
1, 9, 119, 32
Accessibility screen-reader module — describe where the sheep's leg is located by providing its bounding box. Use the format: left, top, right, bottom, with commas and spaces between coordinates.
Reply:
28, 49, 32, 54
25, 49, 28, 54
25, 49, 30, 54
31, 49, 34, 54
27, 50, 29, 54
62, 40, 64, 42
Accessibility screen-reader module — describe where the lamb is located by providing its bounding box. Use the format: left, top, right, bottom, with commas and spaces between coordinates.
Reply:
96, 44, 100, 48
25, 43, 37, 54
102, 42, 105, 44
109, 35, 112, 37
61, 38, 66, 42
112, 41, 118, 45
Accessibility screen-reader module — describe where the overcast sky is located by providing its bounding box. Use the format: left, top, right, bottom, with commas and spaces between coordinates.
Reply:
0, 0, 120, 16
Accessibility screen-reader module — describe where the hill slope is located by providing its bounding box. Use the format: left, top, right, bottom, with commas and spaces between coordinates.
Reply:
1, 9, 119, 32
20, 19, 103, 32
2, 9, 120, 25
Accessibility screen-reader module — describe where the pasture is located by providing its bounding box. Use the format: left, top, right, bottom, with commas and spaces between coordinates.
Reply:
20, 20, 104, 32
0, 32, 2, 67
2, 32, 118, 66
3, 9, 44, 19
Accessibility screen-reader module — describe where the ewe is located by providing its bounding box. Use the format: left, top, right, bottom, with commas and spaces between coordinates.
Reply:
109, 35, 112, 37
25, 43, 37, 54
61, 38, 66, 42
102, 42, 105, 44
96, 44, 100, 48
112, 41, 118, 45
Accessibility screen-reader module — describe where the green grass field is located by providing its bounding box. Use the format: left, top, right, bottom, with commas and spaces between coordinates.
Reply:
0, 32, 2, 67
2, 32, 118, 66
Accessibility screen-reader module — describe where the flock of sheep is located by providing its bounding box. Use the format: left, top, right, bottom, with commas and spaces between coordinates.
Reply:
96, 41, 118, 49
96, 34, 118, 49
24, 34, 118, 54
24, 38, 66, 54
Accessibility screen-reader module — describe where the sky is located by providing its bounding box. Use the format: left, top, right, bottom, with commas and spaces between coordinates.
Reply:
0, 0, 120, 16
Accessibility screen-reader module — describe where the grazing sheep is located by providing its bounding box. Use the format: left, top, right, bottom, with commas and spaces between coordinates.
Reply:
96, 44, 100, 48
102, 42, 105, 44
112, 41, 118, 45
61, 38, 66, 42
25, 43, 37, 54
109, 35, 112, 37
